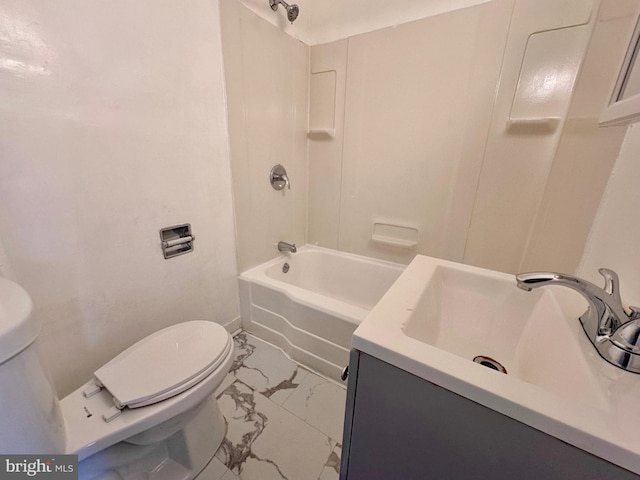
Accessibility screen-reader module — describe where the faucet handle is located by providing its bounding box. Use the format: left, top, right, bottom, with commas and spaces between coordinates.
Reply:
598, 268, 634, 317
599, 268, 622, 303
600, 268, 638, 318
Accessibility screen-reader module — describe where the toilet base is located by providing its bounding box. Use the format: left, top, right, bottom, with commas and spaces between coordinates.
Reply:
79, 396, 226, 480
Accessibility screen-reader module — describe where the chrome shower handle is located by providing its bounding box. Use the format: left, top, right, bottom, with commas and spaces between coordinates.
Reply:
270, 164, 291, 190
276, 173, 290, 189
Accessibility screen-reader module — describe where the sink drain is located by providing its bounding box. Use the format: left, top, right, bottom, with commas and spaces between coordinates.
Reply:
473, 356, 507, 374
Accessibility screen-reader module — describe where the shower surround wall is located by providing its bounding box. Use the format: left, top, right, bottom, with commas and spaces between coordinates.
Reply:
0, 0, 239, 396
520, 0, 640, 273
308, 0, 601, 273
309, 1, 514, 264
223, 0, 603, 275
221, 0, 309, 272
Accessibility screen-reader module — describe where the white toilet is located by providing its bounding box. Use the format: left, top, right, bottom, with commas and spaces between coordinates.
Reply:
0, 277, 234, 480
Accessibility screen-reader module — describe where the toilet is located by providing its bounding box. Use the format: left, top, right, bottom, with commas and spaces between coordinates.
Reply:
0, 277, 234, 480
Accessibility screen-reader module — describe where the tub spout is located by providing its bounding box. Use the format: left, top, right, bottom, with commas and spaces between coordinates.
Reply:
277, 241, 297, 253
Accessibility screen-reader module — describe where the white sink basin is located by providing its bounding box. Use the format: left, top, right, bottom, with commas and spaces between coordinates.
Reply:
353, 255, 640, 475
401, 262, 606, 407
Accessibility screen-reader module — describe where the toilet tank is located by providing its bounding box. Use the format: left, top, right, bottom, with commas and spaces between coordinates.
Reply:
0, 278, 66, 454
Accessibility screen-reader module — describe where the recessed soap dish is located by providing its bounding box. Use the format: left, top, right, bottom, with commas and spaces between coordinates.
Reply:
371, 223, 419, 249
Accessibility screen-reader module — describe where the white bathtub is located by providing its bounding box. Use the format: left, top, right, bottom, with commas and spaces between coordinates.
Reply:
239, 245, 406, 380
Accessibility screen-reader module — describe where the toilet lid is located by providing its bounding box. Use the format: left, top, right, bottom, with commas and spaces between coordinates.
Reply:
94, 321, 231, 409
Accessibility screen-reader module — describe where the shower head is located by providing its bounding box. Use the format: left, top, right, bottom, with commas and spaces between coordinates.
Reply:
269, 0, 299, 23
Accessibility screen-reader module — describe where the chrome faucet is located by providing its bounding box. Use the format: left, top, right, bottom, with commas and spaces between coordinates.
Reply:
516, 269, 640, 373
277, 241, 297, 253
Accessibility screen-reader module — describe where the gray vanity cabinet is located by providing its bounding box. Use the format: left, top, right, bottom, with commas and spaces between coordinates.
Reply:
340, 350, 638, 480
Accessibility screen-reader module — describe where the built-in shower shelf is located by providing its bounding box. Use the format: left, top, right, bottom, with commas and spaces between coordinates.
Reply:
371, 235, 418, 249
307, 128, 335, 140
506, 117, 560, 133
371, 223, 419, 249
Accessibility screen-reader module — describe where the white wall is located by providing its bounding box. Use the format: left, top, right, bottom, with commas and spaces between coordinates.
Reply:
220, 0, 309, 272
578, 123, 640, 306
0, 0, 239, 396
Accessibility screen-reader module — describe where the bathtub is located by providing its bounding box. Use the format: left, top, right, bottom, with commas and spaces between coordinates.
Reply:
238, 245, 406, 380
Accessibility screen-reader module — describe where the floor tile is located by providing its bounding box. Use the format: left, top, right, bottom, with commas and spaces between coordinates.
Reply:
318, 444, 341, 480
281, 372, 347, 442
232, 333, 309, 404
218, 331, 346, 479
230, 332, 257, 374
216, 380, 333, 480
197, 457, 233, 480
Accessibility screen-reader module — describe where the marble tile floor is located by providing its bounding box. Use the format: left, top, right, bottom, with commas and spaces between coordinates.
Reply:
198, 331, 347, 480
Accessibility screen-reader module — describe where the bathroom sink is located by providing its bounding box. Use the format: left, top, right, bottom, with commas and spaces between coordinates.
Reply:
352, 255, 640, 475
400, 261, 605, 407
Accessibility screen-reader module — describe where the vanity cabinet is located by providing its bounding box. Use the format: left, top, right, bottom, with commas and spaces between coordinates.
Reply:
340, 351, 638, 480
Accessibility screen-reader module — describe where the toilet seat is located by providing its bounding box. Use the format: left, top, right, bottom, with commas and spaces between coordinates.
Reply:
61, 321, 235, 461
94, 321, 231, 409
